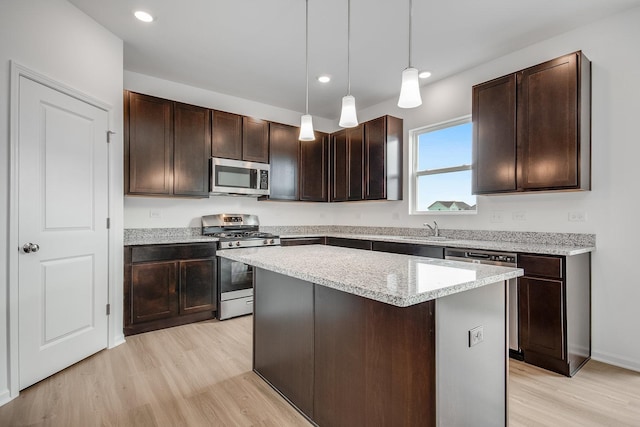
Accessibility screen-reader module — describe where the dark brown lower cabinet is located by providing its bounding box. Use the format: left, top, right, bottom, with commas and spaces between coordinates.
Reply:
124, 243, 217, 336
280, 237, 326, 246
325, 237, 372, 250
371, 241, 444, 259
518, 253, 591, 376
253, 268, 436, 427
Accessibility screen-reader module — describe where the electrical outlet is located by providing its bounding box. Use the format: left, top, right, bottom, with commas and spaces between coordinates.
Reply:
512, 211, 527, 221
568, 212, 587, 222
490, 211, 504, 223
149, 210, 161, 219
469, 326, 484, 347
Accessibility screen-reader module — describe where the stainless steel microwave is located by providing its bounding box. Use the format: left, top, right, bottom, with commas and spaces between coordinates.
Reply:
210, 157, 270, 196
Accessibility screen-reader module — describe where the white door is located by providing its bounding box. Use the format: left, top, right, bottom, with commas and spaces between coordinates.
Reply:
18, 76, 109, 390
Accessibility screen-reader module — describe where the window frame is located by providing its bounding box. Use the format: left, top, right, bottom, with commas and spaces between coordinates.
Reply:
408, 115, 477, 215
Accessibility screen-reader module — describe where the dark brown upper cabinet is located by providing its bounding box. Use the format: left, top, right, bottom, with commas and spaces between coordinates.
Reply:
174, 102, 211, 197
268, 122, 300, 200
211, 111, 270, 163
331, 126, 364, 202
300, 132, 329, 202
331, 116, 403, 202
125, 92, 173, 195
364, 116, 403, 201
472, 51, 591, 195
125, 92, 209, 197
242, 116, 270, 163
211, 110, 242, 160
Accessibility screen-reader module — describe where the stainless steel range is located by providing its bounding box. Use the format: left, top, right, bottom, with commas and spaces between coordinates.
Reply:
202, 214, 280, 320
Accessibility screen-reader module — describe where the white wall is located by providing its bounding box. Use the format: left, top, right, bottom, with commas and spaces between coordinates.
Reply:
125, 7, 640, 371
0, 0, 124, 403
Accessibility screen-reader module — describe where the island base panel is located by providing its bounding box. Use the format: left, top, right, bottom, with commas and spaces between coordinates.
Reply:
253, 268, 436, 427
436, 280, 507, 427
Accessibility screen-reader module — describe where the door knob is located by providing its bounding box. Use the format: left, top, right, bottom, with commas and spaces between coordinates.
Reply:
22, 243, 40, 253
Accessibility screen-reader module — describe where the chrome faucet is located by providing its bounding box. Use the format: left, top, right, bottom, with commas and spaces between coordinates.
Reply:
423, 221, 439, 237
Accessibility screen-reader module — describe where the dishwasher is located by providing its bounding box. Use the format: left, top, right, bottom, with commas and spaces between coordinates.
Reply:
444, 248, 521, 358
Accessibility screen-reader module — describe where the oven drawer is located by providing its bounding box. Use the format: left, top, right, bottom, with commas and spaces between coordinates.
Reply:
219, 295, 254, 320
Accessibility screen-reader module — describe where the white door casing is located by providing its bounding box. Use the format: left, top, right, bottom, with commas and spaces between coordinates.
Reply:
16, 75, 110, 390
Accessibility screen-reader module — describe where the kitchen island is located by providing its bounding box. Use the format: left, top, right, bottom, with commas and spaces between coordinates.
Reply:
217, 245, 524, 427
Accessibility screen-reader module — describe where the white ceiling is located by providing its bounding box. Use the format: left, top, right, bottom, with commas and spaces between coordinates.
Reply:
70, 0, 640, 120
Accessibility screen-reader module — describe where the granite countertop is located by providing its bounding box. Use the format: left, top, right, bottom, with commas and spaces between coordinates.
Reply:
281, 233, 594, 256
217, 245, 523, 307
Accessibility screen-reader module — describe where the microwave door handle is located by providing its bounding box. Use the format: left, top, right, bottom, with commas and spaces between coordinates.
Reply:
249, 169, 257, 189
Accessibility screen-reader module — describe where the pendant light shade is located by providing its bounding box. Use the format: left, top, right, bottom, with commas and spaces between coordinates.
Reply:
299, 114, 315, 141
299, 0, 315, 141
398, 67, 422, 108
339, 95, 358, 128
397, 0, 422, 109
339, 0, 358, 128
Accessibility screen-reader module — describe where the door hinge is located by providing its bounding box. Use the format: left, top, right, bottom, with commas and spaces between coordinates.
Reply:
106, 304, 111, 316
106, 130, 116, 143
106, 218, 111, 229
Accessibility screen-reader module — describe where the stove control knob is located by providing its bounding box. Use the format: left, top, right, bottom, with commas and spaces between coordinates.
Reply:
235, 241, 241, 247
263, 239, 268, 244
270, 239, 275, 244
227, 242, 233, 247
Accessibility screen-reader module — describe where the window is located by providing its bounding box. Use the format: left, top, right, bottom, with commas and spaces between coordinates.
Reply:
410, 116, 476, 214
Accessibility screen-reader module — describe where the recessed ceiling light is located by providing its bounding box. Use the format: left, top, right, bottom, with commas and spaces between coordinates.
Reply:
134, 10, 154, 23
419, 71, 432, 79
317, 75, 331, 83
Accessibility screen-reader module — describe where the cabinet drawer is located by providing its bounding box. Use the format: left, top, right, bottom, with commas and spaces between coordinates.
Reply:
326, 237, 372, 250
372, 241, 444, 259
518, 254, 563, 279
281, 237, 326, 246
131, 243, 217, 263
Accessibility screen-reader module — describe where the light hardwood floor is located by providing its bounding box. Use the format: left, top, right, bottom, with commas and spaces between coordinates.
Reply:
1, 316, 639, 426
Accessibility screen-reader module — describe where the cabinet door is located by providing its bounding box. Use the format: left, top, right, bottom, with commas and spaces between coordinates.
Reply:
126, 92, 173, 195
472, 75, 517, 194
331, 130, 348, 202
212, 110, 242, 160
179, 258, 216, 315
131, 261, 178, 324
364, 117, 386, 200
268, 122, 299, 200
518, 53, 579, 190
519, 277, 565, 360
347, 126, 364, 201
300, 132, 328, 201
242, 116, 269, 163
174, 102, 211, 197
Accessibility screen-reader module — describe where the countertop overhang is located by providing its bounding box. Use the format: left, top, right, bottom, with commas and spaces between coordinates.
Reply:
217, 245, 523, 307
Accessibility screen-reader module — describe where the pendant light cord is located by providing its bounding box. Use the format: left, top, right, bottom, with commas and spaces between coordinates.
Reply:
347, 0, 351, 95
408, 0, 413, 68
305, 0, 309, 115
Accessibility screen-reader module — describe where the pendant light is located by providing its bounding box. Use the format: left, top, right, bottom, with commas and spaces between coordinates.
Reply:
299, 0, 315, 141
339, 0, 358, 128
397, 0, 422, 108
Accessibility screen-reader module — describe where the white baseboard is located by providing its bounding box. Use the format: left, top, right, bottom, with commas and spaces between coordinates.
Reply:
108, 334, 126, 349
592, 350, 640, 373
0, 389, 16, 408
